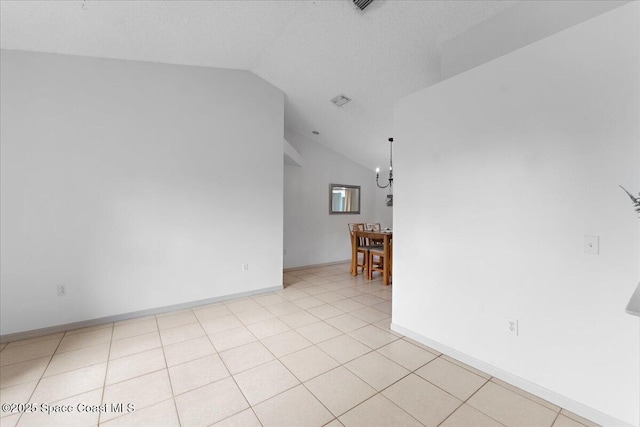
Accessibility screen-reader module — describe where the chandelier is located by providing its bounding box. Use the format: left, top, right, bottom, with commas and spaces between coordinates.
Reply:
375, 137, 393, 206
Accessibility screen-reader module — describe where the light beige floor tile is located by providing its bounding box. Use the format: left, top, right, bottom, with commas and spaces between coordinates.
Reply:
440, 354, 490, 379
163, 336, 216, 367
372, 318, 402, 336
334, 287, 364, 298
56, 328, 112, 354
0, 380, 38, 408
326, 314, 369, 333
156, 310, 197, 330
253, 384, 333, 427
4, 333, 64, 348
305, 366, 376, 417
0, 338, 60, 366
235, 307, 275, 325
348, 325, 399, 349
350, 307, 388, 323
106, 347, 166, 385
101, 398, 179, 427
233, 360, 300, 405
219, 341, 275, 374
0, 357, 49, 388
293, 296, 326, 310
331, 299, 367, 313
169, 354, 229, 395
114, 315, 155, 327
225, 298, 261, 314
308, 304, 345, 320
324, 419, 345, 427
295, 322, 342, 344
208, 326, 257, 352
280, 346, 339, 382
376, 339, 438, 371
322, 279, 353, 288
44, 342, 109, 377
440, 403, 505, 427
492, 377, 561, 412
200, 315, 243, 335
109, 331, 161, 360
212, 408, 262, 427
305, 277, 333, 286
552, 414, 592, 427
559, 409, 601, 427
317, 335, 372, 364
467, 381, 558, 427
371, 300, 392, 315
370, 289, 392, 301
261, 330, 312, 358
345, 351, 409, 391
299, 285, 330, 295
401, 337, 441, 355
263, 301, 301, 317
339, 394, 422, 427
247, 318, 291, 340
31, 362, 106, 404
112, 318, 158, 341
0, 413, 20, 426
279, 311, 321, 329
0, 343, 6, 352
159, 322, 205, 346
175, 377, 249, 427
350, 294, 386, 307
278, 288, 309, 301
19, 388, 102, 427
315, 292, 347, 304
101, 369, 173, 422
193, 304, 232, 321
416, 357, 488, 401
64, 322, 115, 336
252, 293, 286, 307
383, 373, 462, 426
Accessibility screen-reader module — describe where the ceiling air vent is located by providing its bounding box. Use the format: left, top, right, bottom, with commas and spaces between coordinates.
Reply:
330, 94, 351, 107
353, 0, 374, 11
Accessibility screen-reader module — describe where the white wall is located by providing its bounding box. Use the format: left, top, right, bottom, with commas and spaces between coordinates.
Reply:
283, 129, 392, 269
395, 3, 639, 426
0, 50, 284, 336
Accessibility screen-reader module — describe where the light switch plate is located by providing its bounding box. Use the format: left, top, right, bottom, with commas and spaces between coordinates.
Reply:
584, 235, 599, 255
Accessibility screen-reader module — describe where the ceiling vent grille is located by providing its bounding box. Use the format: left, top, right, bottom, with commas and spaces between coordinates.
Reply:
330, 94, 351, 107
353, 0, 374, 11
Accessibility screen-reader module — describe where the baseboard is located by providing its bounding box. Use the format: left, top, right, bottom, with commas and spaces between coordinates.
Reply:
391, 323, 635, 427
0, 285, 283, 344
283, 259, 350, 272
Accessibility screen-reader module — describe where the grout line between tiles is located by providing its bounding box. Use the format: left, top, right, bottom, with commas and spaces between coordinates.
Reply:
155, 313, 182, 427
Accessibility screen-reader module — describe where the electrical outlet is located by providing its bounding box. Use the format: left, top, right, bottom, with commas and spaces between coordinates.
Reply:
57, 285, 66, 296
507, 318, 518, 336
242, 264, 249, 272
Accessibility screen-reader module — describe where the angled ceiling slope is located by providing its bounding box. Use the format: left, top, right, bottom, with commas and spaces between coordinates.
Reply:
1, 1, 626, 170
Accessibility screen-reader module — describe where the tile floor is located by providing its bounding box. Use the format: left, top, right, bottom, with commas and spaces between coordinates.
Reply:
0, 263, 600, 427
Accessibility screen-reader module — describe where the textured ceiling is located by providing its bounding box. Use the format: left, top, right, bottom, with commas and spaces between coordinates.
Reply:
0, 0, 516, 170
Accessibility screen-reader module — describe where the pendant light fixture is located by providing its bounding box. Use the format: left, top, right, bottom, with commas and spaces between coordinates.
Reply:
375, 137, 393, 206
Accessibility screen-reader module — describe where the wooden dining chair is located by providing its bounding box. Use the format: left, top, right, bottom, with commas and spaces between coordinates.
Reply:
368, 234, 392, 285
366, 223, 383, 245
348, 223, 368, 275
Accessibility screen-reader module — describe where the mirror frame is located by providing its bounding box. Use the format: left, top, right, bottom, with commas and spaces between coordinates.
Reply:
329, 184, 361, 215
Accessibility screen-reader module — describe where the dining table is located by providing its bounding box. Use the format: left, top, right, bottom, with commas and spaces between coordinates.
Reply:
353, 229, 392, 286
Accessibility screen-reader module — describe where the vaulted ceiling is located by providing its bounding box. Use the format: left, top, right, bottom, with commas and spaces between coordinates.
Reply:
0, 0, 547, 170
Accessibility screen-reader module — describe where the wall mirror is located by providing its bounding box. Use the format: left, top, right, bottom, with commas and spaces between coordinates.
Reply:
330, 184, 361, 214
